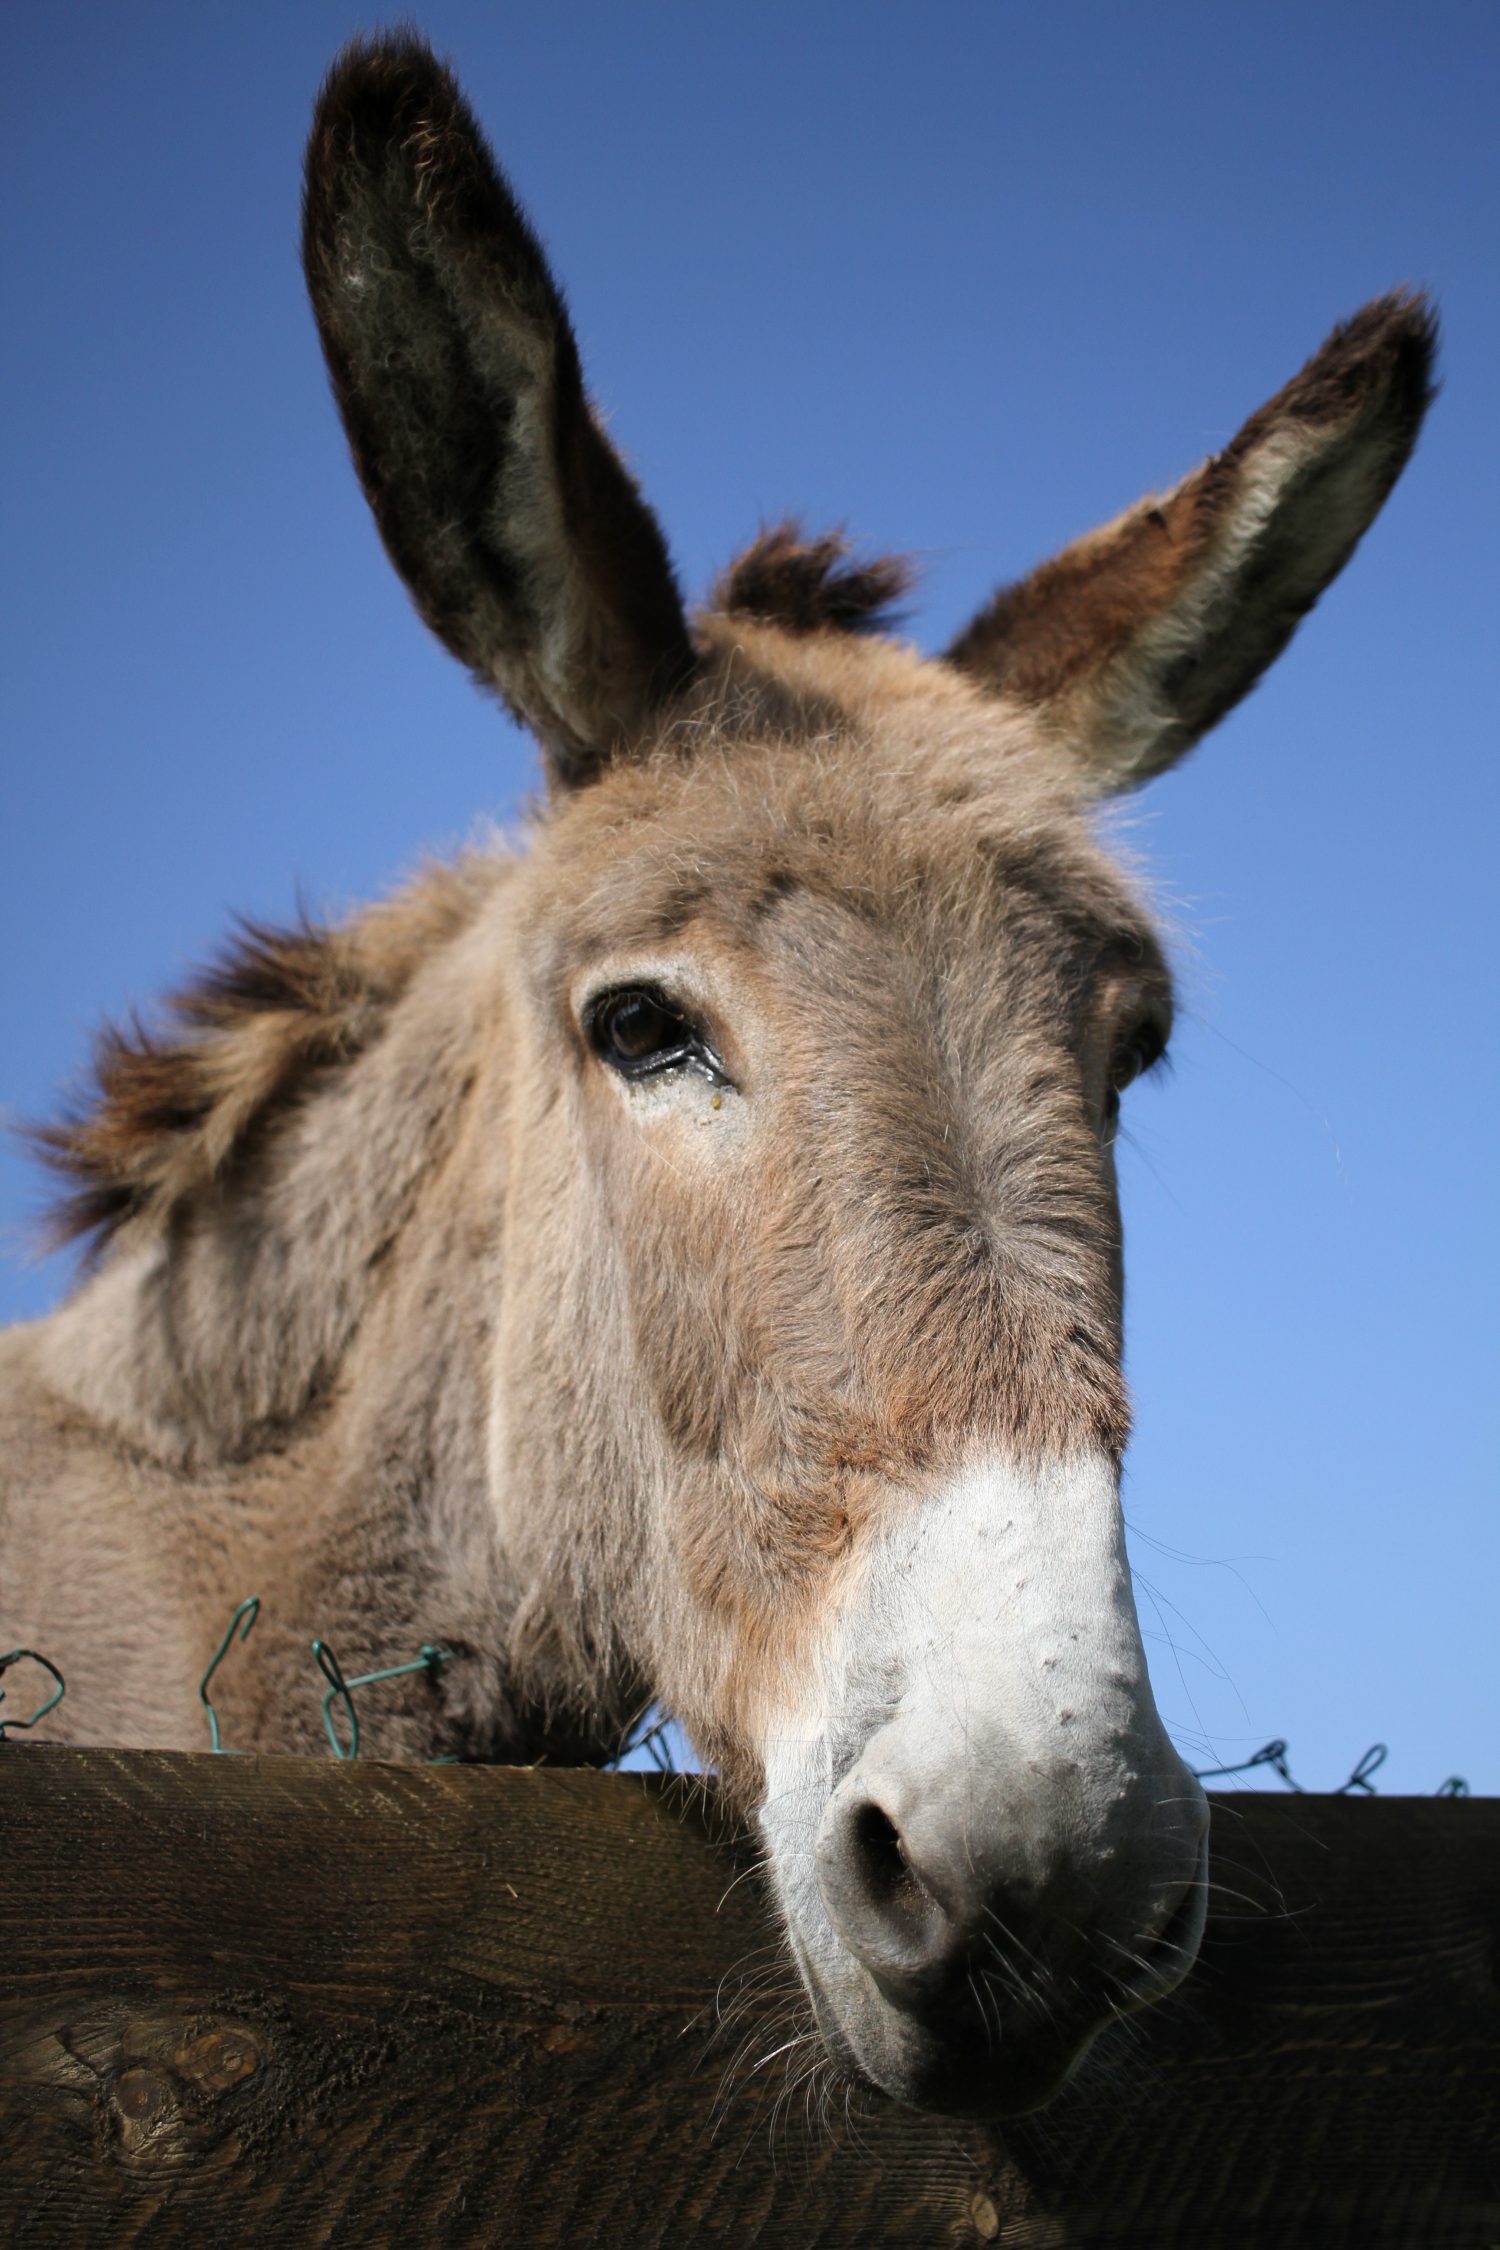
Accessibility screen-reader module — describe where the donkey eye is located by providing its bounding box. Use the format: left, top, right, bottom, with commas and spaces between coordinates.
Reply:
1103, 1017, 1169, 1136
587, 987, 716, 1081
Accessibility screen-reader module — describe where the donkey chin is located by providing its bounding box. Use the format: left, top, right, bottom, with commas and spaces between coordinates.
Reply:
754, 1454, 1210, 2119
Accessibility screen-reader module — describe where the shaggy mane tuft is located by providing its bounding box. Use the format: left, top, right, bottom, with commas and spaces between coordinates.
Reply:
33, 860, 491, 1253
713, 522, 913, 637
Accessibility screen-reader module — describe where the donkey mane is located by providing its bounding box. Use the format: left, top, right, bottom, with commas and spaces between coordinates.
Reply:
714, 522, 913, 637
34, 855, 497, 1253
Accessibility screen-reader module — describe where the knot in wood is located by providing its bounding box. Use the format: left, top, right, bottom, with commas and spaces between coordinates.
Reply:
175, 2026, 261, 2096
114, 2066, 169, 2124
968, 2189, 1001, 2241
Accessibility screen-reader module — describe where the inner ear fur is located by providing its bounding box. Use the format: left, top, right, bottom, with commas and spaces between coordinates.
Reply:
303, 36, 695, 789
946, 292, 1437, 793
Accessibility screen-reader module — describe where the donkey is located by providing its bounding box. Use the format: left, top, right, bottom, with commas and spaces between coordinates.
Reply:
0, 35, 1433, 2119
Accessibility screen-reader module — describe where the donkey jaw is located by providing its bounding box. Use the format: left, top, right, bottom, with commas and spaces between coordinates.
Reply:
755, 1453, 1210, 2118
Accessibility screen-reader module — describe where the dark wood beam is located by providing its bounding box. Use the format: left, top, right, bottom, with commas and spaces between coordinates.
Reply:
1, 1749, 1496, 2246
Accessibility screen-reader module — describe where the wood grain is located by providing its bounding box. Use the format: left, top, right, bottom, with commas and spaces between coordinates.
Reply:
1, 1750, 1496, 2247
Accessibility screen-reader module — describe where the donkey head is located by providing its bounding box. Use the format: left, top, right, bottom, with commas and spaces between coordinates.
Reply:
305, 39, 1433, 2116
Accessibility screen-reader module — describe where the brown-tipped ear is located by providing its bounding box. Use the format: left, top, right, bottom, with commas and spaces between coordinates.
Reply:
303, 36, 695, 789
946, 293, 1437, 794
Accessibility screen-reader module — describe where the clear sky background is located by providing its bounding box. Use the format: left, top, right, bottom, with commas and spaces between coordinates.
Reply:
5, 3, 1496, 1793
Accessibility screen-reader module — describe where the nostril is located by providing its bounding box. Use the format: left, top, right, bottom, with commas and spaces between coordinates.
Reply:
852, 1801, 931, 1926
817, 1795, 959, 1994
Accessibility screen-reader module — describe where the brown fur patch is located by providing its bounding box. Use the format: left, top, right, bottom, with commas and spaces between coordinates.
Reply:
713, 523, 913, 638
33, 859, 494, 1251
947, 291, 1437, 780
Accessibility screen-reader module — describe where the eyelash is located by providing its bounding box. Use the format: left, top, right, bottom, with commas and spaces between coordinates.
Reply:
1110, 1025, 1168, 1095
1103, 1021, 1169, 1137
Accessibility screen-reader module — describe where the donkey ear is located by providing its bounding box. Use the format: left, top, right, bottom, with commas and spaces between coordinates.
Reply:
303, 37, 695, 789
946, 294, 1436, 795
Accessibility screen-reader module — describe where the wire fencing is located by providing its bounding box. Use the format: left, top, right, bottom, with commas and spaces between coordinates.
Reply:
0, 1612, 1476, 1796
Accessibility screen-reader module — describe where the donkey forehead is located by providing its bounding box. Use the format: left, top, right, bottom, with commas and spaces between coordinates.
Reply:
518, 651, 1169, 996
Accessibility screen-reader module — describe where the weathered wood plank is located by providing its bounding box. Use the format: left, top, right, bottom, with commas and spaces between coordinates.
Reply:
1, 1750, 1496, 2247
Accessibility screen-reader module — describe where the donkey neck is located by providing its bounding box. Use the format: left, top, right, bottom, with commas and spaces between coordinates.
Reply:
27, 853, 642, 1758
40, 861, 514, 1482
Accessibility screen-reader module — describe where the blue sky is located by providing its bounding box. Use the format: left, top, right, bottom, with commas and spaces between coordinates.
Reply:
5, 2, 1496, 1793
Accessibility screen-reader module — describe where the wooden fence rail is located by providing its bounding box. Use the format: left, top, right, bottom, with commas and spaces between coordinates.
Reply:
1, 1748, 1496, 2247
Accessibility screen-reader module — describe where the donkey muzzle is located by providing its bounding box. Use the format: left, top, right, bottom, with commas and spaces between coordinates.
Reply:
809, 1731, 1208, 2115
759, 1453, 1209, 2116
